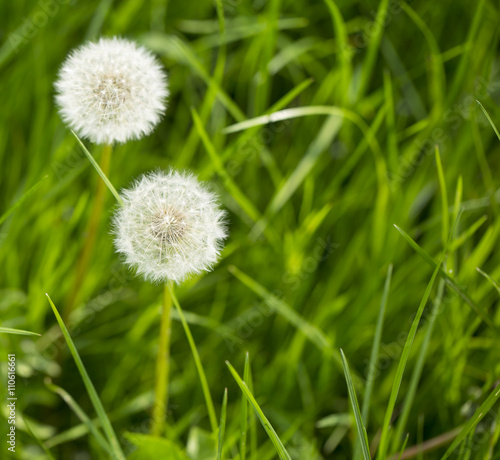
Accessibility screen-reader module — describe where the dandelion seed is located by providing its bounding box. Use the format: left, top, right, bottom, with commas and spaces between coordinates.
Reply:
55, 37, 168, 144
113, 170, 227, 284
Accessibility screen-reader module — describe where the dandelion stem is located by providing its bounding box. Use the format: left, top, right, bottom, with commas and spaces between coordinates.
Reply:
152, 281, 174, 437
64, 143, 113, 319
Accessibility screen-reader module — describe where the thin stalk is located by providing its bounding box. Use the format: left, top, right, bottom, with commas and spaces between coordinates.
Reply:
46, 295, 125, 459
169, 285, 218, 433
152, 281, 174, 437
65, 143, 113, 319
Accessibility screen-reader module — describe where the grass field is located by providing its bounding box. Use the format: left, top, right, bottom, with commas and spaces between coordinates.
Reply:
1, 0, 500, 458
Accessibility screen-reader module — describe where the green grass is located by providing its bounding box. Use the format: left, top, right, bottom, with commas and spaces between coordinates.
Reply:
2, 0, 500, 459
340, 348, 371, 460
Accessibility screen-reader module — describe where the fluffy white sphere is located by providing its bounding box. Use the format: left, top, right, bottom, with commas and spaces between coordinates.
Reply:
55, 37, 168, 144
113, 170, 227, 284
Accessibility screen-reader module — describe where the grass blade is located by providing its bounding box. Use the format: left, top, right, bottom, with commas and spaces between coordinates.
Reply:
441, 383, 500, 459
377, 258, 442, 459
449, 215, 487, 252
477, 100, 500, 142
191, 107, 262, 225
223, 106, 367, 140
0, 327, 40, 336
265, 116, 342, 216
245, 353, 258, 457
45, 294, 125, 460
400, 1, 445, 119
226, 360, 292, 460
168, 285, 218, 433
354, 264, 393, 460
217, 388, 228, 460
397, 434, 409, 460
476, 267, 500, 296
391, 279, 446, 452
0, 175, 48, 226
322, 0, 351, 98
393, 224, 500, 335
71, 131, 123, 206
23, 416, 56, 460
46, 381, 111, 454
84, 0, 113, 40
446, 0, 485, 104
268, 78, 314, 112
356, 0, 390, 100
145, 34, 245, 121
340, 349, 371, 460
228, 265, 338, 362
435, 146, 449, 246
240, 352, 250, 460
361, 264, 393, 425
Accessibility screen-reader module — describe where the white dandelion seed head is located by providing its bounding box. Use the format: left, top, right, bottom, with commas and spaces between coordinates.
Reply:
55, 37, 168, 145
113, 170, 228, 284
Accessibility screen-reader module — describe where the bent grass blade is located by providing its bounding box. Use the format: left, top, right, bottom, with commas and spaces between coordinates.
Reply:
45, 294, 125, 460
226, 360, 291, 460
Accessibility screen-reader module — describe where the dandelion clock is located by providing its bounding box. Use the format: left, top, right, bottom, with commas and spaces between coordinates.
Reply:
113, 170, 227, 283
55, 37, 168, 145
112, 169, 228, 435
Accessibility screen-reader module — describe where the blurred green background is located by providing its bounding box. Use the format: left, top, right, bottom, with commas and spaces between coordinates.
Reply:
1, 0, 500, 458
